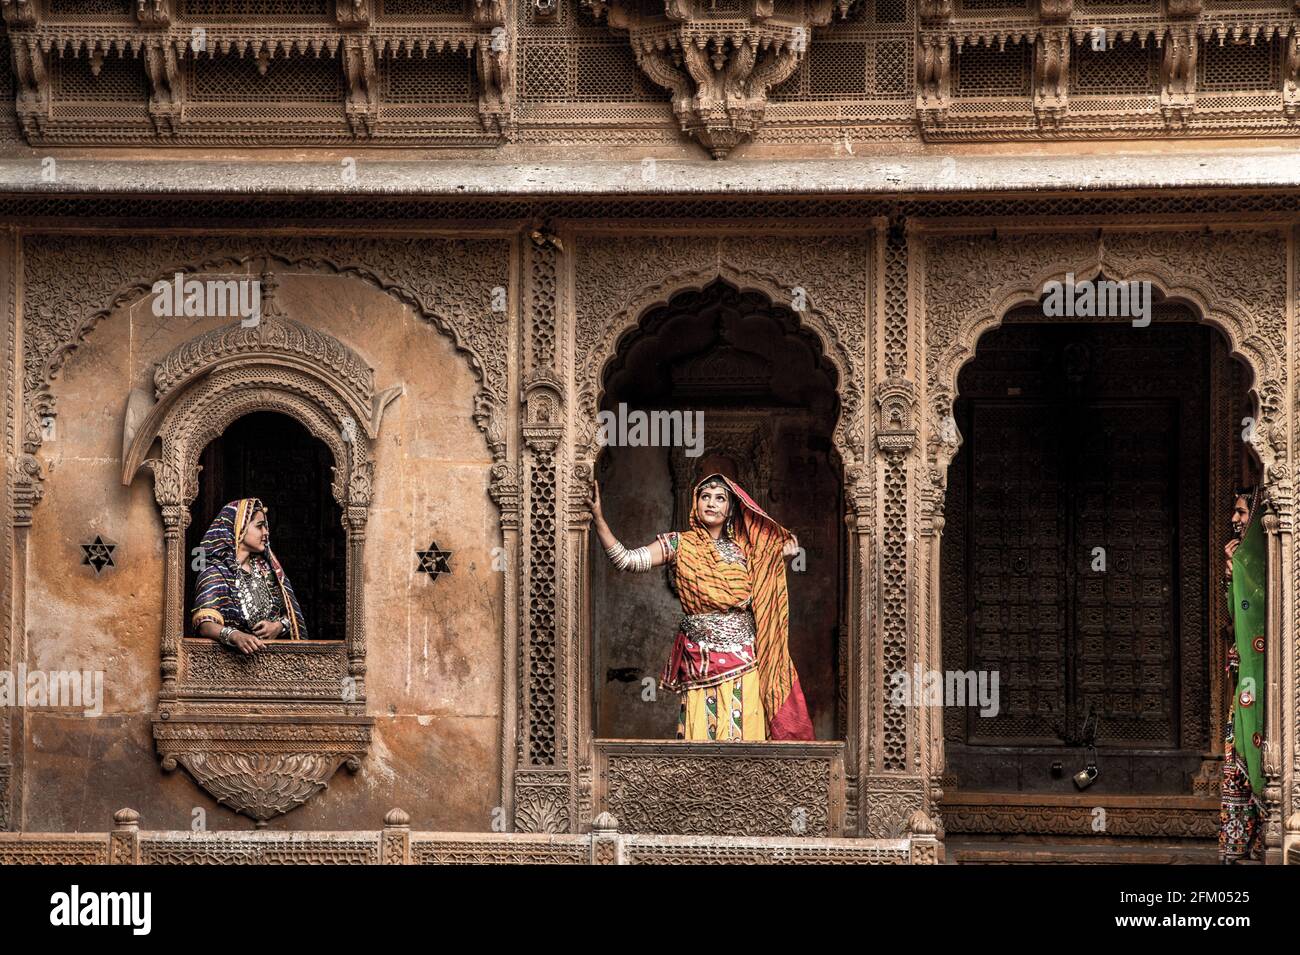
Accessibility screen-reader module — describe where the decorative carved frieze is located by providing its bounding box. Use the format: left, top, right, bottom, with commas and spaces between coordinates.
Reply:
594, 741, 846, 837
2, 0, 514, 144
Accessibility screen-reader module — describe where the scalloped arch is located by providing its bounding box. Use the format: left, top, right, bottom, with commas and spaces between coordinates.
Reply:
928, 257, 1279, 475
576, 266, 859, 469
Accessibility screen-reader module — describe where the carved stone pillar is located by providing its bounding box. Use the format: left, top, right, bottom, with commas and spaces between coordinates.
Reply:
862, 222, 930, 837
344, 504, 369, 698
158, 501, 190, 703
1263, 487, 1292, 864
514, 228, 572, 833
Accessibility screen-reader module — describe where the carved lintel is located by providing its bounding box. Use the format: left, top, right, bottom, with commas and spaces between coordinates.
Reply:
135, 0, 172, 26
144, 42, 184, 137
1164, 0, 1201, 16
11, 37, 49, 139
1, 0, 35, 27
1037, 0, 1071, 21
916, 37, 951, 126
1033, 30, 1069, 128
1285, 33, 1300, 120
343, 39, 378, 138
335, 0, 370, 26
918, 0, 952, 23
1159, 27, 1197, 124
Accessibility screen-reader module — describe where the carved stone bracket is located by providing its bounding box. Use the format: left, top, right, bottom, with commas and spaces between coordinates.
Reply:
583, 0, 856, 158
474, 0, 513, 135
916, 36, 951, 126
144, 41, 184, 137
137, 0, 173, 26
343, 37, 379, 138
154, 716, 372, 822
1285, 31, 1300, 120
1033, 29, 1069, 128
10, 36, 49, 140
1160, 25, 1198, 124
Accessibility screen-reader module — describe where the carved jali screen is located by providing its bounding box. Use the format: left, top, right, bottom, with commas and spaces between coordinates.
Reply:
942, 317, 1221, 794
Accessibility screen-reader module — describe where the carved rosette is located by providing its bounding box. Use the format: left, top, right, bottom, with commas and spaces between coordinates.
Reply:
584, 0, 856, 158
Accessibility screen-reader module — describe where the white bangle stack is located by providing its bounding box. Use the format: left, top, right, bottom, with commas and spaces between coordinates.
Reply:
606, 540, 653, 573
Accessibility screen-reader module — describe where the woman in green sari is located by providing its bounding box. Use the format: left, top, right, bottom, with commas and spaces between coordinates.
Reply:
1220, 487, 1266, 863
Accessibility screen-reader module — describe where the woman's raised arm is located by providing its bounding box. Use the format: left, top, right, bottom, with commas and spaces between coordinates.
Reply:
592, 480, 668, 571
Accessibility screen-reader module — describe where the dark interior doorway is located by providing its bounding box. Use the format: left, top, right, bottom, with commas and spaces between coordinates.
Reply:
185, 411, 346, 642
942, 309, 1250, 796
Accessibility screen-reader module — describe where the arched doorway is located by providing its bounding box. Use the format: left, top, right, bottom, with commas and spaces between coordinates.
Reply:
185, 411, 346, 642
591, 279, 844, 740
939, 299, 1254, 855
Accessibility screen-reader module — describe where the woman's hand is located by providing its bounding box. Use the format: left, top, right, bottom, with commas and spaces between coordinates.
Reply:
230, 631, 265, 655
782, 533, 800, 559
1224, 538, 1239, 579
591, 480, 604, 521
252, 619, 284, 641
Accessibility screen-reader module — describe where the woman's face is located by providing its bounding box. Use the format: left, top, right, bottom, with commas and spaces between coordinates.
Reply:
242, 509, 269, 554
1231, 496, 1250, 537
696, 485, 731, 530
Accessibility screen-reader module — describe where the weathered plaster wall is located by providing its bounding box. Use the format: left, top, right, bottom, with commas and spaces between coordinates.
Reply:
21, 270, 503, 832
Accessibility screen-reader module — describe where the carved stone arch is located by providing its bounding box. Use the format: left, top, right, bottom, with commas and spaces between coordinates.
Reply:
575, 267, 859, 478
120, 309, 399, 823
925, 247, 1287, 510
21, 241, 511, 521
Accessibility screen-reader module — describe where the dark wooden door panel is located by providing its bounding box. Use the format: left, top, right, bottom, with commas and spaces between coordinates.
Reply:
943, 320, 1211, 794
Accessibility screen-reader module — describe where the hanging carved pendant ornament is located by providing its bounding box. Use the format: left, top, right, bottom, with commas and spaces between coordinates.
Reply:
584, 0, 857, 158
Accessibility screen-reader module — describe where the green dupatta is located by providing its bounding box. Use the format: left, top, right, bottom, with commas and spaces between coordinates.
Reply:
1230, 498, 1267, 796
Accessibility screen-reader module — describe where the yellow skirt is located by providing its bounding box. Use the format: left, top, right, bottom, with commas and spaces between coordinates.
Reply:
677, 669, 766, 741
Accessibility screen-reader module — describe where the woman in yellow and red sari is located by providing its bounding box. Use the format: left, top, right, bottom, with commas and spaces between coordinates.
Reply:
592, 473, 814, 741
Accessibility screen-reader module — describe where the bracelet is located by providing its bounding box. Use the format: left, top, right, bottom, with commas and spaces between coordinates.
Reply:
218, 626, 236, 647
279, 615, 291, 634
606, 540, 653, 573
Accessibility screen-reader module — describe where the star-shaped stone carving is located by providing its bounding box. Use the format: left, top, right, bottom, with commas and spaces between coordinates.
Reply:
81, 535, 116, 574
416, 541, 452, 581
